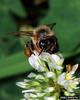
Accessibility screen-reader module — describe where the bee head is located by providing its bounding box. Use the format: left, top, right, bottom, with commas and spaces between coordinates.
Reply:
31, 23, 59, 54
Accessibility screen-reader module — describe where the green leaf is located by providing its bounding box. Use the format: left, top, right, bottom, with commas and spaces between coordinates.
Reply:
0, 52, 32, 79
40, 0, 80, 53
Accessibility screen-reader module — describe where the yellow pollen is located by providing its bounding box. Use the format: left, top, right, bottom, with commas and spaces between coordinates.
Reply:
65, 73, 72, 80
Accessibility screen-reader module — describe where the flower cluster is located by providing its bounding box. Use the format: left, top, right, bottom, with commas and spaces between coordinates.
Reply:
17, 51, 80, 100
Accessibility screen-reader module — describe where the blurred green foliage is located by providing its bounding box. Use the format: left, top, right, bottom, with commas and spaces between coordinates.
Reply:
0, 78, 22, 100
0, 0, 80, 100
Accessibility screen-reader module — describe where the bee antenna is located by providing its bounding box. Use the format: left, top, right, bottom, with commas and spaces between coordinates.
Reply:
46, 22, 56, 30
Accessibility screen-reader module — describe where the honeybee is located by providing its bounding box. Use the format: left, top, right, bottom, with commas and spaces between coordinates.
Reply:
14, 23, 59, 57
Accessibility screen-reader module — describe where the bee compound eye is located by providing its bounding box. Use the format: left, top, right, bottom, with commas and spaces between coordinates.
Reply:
39, 40, 47, 49
46, 39, 51, 45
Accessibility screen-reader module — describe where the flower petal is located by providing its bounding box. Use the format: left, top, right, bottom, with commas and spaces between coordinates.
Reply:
16, 82, 27, 88
28, 54, 40, 70
51, 53, 64, 65
28, 73, 36, 78
22, 89, 35, 93
44, 71, 56, 78
44, 96, 56, 100
44, 87, 54, 93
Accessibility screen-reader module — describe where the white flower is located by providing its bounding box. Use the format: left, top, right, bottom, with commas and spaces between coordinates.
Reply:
28, 54, 40, 71
40, 52, 63, 71
57, 64, 79, 93
28, 52, 48, 72
35, 74, 45, 80
44, 71, 55, 78
17, 48, 80, 100
16, 82, 27, 88
29, 51, 63, 72
57, 73, 66, 86
51, 53, 64, 65
44, 96, 56, 100
36, 93, 45, 97
22, 89, 35, 93
23, 93, 31, 99
24, 93, 37, 99
28, 72, 36, 78
44, 87, 54, 93
44, 71, 56, 79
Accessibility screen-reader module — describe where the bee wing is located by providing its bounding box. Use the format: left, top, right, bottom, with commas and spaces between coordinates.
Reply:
17, 31, 33, 46
11, 25, 34, 46
12, 31, 33, 37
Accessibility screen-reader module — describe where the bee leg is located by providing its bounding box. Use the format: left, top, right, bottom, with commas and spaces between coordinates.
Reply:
24, 47, 32, 57
24, 41, 35, 57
